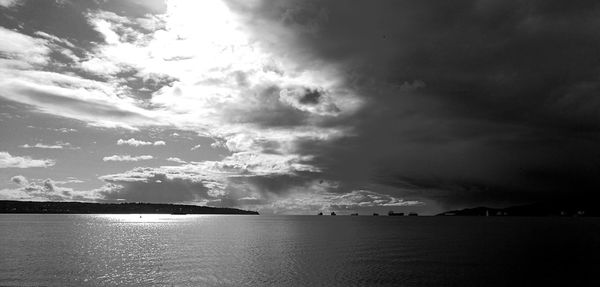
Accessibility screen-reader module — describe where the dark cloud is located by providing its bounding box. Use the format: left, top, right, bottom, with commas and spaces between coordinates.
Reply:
222, 85, 313, 127
100, 173, 211, 203
42, 178, 56, 192
97, 166, 333, 212
230, 173, 314, 196
227, 0, 600, 209
298, 88, 322, 105
10, 175, 27, 185
98, 172, 281, 207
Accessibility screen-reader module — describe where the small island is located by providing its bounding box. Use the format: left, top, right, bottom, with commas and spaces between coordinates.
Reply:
0, 200, 259, 215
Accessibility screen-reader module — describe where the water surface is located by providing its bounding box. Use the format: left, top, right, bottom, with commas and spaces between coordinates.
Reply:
1, 215, 599, 286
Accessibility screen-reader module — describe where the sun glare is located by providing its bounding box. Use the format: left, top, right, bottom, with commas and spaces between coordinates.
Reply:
93, 213, 222, 224
96, 214, 179, 223
154, 0, 252, 72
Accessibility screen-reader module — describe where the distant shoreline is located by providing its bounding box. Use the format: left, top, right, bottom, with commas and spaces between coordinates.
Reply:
0, 200, 259, 215
437, 201, 598, 217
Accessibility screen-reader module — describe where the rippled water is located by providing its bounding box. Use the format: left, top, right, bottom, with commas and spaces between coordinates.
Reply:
1, 215, 599, 286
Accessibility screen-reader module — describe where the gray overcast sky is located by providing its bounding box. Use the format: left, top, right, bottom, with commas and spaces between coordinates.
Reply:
1, 0, 599, 214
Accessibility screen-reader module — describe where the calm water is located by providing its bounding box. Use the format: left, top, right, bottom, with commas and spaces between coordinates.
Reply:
1, 215, 599, 286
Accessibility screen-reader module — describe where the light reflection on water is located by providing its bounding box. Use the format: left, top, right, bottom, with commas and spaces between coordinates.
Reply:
94, 213, 218, 223
1, 214, 599, 286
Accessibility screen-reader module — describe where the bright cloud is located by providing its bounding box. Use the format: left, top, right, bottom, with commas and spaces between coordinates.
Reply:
1, 175, 101, 202
118, 138, 151, 146
0, 69, 159, 129
79, 57, 122, 76
102, 155, 153, 162
117, 138, 166, 146
89, 2, 358, 133
0, 26, 49, 68
167, 157, 187, 164
0, 152, 55, 168
20, 142, 78, 149
0, 0, 21, 8
51, 128, 78, 133
20, 143, 62, 149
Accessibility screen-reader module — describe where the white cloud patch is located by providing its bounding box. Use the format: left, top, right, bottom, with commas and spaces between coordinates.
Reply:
1, 175, 101, 202
20, 142, 79, 150
0, 0, 22, 8
0, 27, 49, 68
0, 69, 159, 129
52, 128, 78, 133
210, 141, 226, 149
33, 31, 76, 49
190, 144, 201, 151
102, 154, 153, 162
101, 150, 314, 182
117, 138, 166, 146
0, 152, 55, 168
80, 57, 122, 75
20, 143, 62, 149
167, 157, 187, 164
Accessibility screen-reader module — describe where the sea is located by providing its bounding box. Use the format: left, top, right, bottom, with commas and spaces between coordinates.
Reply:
1, 214, 599, 286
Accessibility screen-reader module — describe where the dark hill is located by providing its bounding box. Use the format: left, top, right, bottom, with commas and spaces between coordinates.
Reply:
0, 200, 259, 215
438, 201, 599, 217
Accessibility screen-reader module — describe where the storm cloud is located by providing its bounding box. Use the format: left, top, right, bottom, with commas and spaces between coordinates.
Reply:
226, 0, 600, 208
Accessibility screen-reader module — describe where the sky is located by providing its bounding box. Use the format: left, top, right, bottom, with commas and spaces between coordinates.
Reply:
1, 0, 599, 215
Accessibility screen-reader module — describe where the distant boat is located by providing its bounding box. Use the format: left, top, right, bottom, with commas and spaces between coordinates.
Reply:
350, 213, 359, 216
331, 212, 336, 216
373, 213, 379, 216
408, 212, 418, 216
317, 212, 323, 216
388, 211, 404, 216
171, 212, 187, 215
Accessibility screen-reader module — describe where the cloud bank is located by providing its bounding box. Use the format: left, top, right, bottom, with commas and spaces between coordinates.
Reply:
2, 0, 599, 212
0, 152, 55, 168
